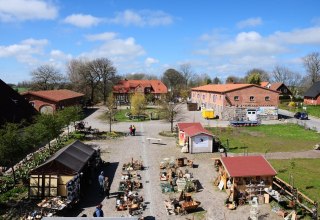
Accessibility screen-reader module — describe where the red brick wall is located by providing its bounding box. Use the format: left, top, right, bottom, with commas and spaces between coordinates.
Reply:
304, 96, 320, 105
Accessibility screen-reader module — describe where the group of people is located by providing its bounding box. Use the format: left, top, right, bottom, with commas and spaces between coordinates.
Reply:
129, 125, 136, 136
98, 171, 110, 199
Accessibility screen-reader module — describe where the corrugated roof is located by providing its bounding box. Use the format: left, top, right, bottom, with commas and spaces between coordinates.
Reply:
30, 140, 95, 176
177, 122, 213, 137
221, 156, 277, 177
304, 81, 320, 98
23, 89, 84, 102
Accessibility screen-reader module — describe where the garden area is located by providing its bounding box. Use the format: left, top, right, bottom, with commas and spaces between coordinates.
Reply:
269, 158, 320, 204
207, 124, 320, 153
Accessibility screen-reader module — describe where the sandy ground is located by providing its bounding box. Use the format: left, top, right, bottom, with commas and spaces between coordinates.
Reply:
70, 105, 285, 219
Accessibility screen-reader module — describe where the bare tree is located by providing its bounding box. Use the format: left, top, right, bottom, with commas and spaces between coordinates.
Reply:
303, 52, 320, 84
160, 93, 184, 132
87, 58, 117, 104
271, 65, 302, 95
179, 63, 194, 87
105, 93, 118, 132
31, 64, 63, 90
67, 59, 88, 93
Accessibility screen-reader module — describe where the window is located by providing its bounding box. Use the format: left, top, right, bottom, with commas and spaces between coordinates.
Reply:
202, 95, 205, 99
213, 95, 216, 102
265, 96, 270, 101
234, 96, 239, 101
197, 94, 200, 98
250, 96, 255, 101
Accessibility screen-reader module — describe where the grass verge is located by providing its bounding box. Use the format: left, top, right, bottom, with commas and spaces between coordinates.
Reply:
207, 124, 320, 153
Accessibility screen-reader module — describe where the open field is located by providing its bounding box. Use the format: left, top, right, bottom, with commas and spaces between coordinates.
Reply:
207, 124, 320, 153
269, 158, 320, 203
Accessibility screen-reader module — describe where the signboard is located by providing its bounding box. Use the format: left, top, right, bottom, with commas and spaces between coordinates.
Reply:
179, 131, 185, 146
193, 135, 209, 148
257, 107, 278, 116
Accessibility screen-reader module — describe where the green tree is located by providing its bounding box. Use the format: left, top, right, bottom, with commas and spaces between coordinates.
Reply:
0, 123, 25, 184
105, 93, 118, 132
36, 113, 64, 153
58, 106, 83, 136
247, 72, 262, 85
130, 93, 146, 116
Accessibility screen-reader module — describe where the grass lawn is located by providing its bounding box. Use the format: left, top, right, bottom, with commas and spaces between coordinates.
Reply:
269, 158, 320, 203
99, 107, 164, 122
207, 124, 320, 153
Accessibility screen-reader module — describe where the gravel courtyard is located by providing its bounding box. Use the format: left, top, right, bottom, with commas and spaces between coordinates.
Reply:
75, 106, 281, 219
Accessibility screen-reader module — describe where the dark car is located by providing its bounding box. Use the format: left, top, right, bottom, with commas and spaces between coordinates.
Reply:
294, 112, 308, 120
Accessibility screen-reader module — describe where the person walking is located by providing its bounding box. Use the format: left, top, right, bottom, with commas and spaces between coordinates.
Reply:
129, 125, 133, 136
93, 204, 104, 217
98, 171, 104, 196
132, 125, 136, 136
104, 177, 110, 199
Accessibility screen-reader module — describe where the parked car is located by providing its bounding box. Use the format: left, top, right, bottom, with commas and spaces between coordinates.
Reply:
294, 112, 308, 120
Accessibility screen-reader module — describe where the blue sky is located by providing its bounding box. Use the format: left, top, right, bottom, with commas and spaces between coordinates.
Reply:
1, 0, 320, 84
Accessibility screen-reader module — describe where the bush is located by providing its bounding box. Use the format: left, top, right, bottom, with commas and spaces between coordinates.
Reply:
288, 102, 296, 107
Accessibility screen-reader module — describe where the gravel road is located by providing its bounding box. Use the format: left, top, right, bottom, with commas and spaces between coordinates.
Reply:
74, 105, 283, 219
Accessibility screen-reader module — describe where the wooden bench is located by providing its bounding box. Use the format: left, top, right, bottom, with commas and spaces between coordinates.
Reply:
146, 137, 162, 144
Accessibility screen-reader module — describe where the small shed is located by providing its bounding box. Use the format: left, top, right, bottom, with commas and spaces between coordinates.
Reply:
29, 140, 97, 201
216, 156, 277, 202
177, 122, 215, 153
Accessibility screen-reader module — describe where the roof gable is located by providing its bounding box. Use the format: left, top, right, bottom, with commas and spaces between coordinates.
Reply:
221, 156, 277, 177
113, 80, 167, 94
304, 81, 320, 98
177, 122, 213, 137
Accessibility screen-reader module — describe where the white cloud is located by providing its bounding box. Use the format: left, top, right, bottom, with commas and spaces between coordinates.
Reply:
272, 27, 320, 44
0, 38, 48, 65
64, 14, 101, 28
107, 9, 173, 27
0, 0, 58, 22
145, 57, 159, 67
237, 17, 262, 29
86, 32, 117, 41
82, 36, 145, 62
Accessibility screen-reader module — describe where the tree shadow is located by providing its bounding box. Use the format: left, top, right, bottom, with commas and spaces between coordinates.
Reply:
82, 107, 99, 118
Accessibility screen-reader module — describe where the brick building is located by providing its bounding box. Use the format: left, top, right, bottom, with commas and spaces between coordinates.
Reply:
113, 79, 167, 103
22, 90, 84, 114
304, 81, 320, 105
191, 84, 279, 120
260, 82, 292, 98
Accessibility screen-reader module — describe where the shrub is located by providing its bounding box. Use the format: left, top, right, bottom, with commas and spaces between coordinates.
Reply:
288, 102, 296, 107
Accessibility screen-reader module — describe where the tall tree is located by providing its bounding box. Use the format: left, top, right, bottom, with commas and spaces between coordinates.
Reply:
179, 63, 194, 87
212, 76, 222, 84
303, 52, 320, 84
245, 68, 269, 84
225, 75, 241, 84
0, 123, 24, 184
162, 68, 185, 92
105, 93, 118, 132
31, 64, 63, 90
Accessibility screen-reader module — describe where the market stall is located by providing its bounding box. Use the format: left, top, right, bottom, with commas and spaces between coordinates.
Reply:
29, 140, 99, 207
214, 155, 277, 205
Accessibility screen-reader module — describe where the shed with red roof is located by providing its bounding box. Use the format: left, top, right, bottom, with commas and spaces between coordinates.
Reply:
22, 89, 84, 114
177, 122, 217, 153
215, 155, 277, 202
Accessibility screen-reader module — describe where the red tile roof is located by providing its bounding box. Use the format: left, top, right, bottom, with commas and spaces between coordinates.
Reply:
260, 82, 269, 87
192, 84, 253, 93
177, 122, 213, 137
269, 82, 283, 91
113, 79, 167, 94
221, 156, 277, 177
23, 90, 84, 102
